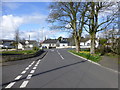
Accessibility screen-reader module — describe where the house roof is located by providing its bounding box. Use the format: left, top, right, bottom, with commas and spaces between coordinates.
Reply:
26, 40, 37, 44
80, 38, 89, 42
60, 41, 68, 43
1, 39, 14, 42
43, 39, 58, 44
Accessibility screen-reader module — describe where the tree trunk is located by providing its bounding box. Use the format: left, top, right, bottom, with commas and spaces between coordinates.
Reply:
90, 33, 95, 54
74, 36, 80, 53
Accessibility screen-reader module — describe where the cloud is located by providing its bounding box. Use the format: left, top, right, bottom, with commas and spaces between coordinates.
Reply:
0, 14, 47, 40
1, 14, 69, 40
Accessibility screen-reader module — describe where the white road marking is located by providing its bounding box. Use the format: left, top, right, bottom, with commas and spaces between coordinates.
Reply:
36, 62, 39, 65
30, 70, 35, 74
5, 61, 37, 88
20, 80, 29, 88
57, 50, 64, 59
35, 64, 38, 67
14, 75, 22, 80
21, 70, 26, 74
26, 74, 32, 79
5, 82, 16, 88
60, 55, 64, 59
33, 67, 37, 70
25, 67, 29, 70
28, 65, 32, 67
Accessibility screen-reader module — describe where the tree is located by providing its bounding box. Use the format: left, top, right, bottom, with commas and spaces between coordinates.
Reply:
48, 2, 89, 52
58, 36, 62, 41
84, 2, 116, 54
14, 29, 20, 50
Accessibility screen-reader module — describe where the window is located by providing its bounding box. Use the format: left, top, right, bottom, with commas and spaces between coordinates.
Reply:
87, 43, 90, 46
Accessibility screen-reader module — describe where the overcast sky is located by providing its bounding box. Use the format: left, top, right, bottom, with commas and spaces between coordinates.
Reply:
1, 2, 70, 41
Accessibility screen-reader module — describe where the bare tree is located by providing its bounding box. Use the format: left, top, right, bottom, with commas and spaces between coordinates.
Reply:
14, 29, 20, 50
48, 2, 89, 52
84, 2, 117, 54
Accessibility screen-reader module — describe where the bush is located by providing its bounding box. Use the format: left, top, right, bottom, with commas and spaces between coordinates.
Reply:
33, 47, 39, 51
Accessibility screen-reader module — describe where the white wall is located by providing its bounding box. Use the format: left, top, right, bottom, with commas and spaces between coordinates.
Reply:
42, 43, 50, 49
80, 40, 99, 48
59, 43, 68, 47
80, 42, 85, 46
18, 43, 24, 50
85, 40, 99, 48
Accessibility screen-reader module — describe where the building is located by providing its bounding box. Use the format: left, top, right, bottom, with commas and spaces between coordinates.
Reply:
0, 40, 15, 49
80, 38, 99, 48
42, 39, 59, 49
0, 39, 38, 50
59, 41, 69, 47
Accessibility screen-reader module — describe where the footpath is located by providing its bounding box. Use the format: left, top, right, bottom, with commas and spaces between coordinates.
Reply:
99, 55, 119, 72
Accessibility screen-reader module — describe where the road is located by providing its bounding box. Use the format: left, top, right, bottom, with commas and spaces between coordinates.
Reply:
2, 49, 118, 88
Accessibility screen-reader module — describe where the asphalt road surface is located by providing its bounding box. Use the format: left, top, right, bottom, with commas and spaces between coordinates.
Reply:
2, 49, 118, 88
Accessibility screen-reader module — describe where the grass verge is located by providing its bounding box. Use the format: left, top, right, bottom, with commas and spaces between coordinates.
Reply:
1, 50, 38, 55
68, 50, 101, 62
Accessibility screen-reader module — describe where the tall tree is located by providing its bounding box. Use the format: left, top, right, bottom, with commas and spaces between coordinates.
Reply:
84, 2, 116, 54
48, 2, 89, 52
14, 29, 20, 50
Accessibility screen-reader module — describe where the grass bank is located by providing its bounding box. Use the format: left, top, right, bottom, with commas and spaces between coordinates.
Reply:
68, 50, 101, 62
1, 50, 38, 55
1, 49, 44, 63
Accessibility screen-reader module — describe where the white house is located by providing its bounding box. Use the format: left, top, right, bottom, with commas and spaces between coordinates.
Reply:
0, 40, 15, 49
59, 41, 69, 48
18, 43, 24, 50
80, 39, 99, 48
41, 39, 59, 49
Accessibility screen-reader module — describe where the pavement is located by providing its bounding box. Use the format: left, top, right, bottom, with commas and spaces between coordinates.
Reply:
1, 48, 118, 88
99, 56, 119, 72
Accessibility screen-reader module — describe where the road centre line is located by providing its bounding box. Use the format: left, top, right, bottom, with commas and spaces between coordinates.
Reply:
57, 50, 64, 59
5, 82, 16, 88
21, 70, 26, 74
30, 70, 35, 74
19, 60, 41, 88
26, 74, 32, 79
33, 67, 37, 70
25, 67, 29, 70
5, 61, 36, 88
20, 80, 29, 88
14, 75, 22, 80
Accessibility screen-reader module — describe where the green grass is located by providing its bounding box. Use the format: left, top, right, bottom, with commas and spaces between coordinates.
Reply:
1, 50, 37, 55
68, 50, 101, 62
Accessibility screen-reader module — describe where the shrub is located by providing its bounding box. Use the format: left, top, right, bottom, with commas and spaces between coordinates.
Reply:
33, 46, 39, 51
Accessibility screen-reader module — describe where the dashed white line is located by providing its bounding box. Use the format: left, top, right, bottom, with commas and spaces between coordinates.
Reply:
57, 50, 64, 59
5, 82, 16, 88
33, 67, 37, 70
5, 60, 37, 88
35, 64, 38, 67
21, 70, 26, 74
30, 70, 35, 74
14, 75, 22, 80
20, 80, 29, 88
60, 55, 64, 59
28, 65, 32, 67
26, 74, 32, 79
25, 67, 29, 70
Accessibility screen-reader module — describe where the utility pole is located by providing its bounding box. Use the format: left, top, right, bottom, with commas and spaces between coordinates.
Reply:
42, 27, 44, 41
